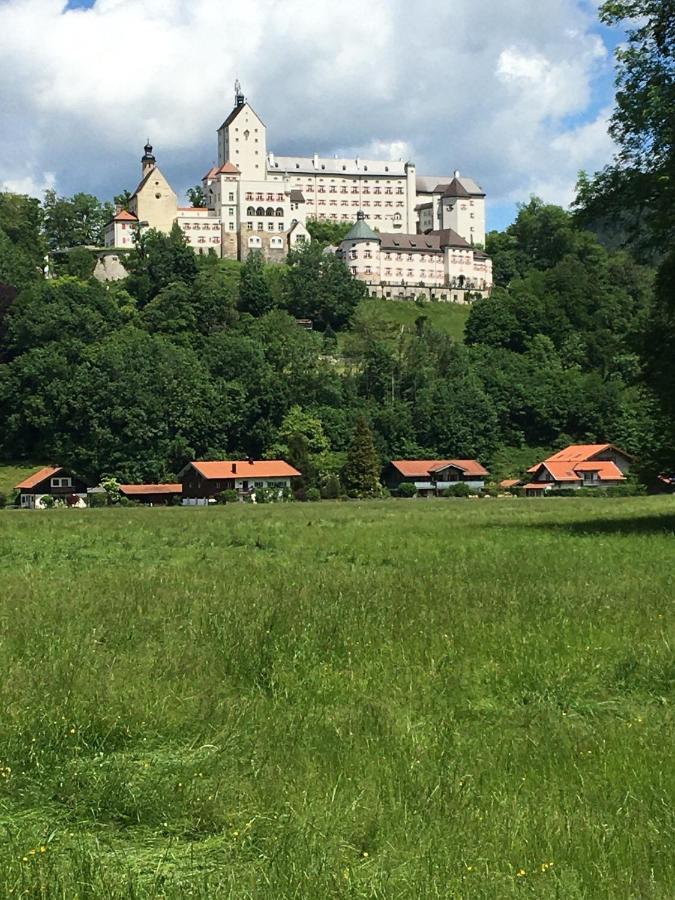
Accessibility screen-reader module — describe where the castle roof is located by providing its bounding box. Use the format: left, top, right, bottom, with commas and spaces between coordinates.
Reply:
442, 176, 471, 198
344, 211, 380, 242
218, 101, 265, 132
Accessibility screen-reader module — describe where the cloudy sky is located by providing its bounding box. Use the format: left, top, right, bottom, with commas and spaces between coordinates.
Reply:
0, 0, 621, 229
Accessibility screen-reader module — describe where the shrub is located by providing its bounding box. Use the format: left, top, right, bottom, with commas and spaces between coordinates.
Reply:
39, 494, 55, 509
88, 492, 107, 508
446, 483, 471, 498
398, 482, 417, 498
306, 487, 321, 502
0, 491, 6, 509
216, 489, 239, 505
320, 474, 342, 500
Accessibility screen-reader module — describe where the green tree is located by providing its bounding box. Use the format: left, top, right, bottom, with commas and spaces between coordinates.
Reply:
285, 241, 366, 330
305, 219, 353, 247
341, 415, 381, 496
42, 190, 113, 249
238, 250, 275, 316
187, 185, 206, 208
125, 224, 198, 304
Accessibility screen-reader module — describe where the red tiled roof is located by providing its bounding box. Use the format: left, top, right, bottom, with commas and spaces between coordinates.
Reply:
119, 484, 182, 495
202, 166, 219, 180
540, 461, 581, 482
190, 460, 301, 479
524, 482, 549, 490
391, 459, 489, 478
113, 209, 138, 222
15, 466, 63, 489
573, 461, 625, 480
500, 479, 520, 489
543, 444, 613, 463
217, 162, 240, 174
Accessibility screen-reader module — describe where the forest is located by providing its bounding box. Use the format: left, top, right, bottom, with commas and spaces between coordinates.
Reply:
0, 0, 673, 492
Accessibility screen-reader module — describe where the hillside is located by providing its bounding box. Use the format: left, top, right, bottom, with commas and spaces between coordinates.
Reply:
0, 498, 672, 897
0, 462, 43, 499
350, 297, 471, 344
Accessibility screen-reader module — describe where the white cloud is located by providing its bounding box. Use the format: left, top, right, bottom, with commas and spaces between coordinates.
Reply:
0, 0, 616, 221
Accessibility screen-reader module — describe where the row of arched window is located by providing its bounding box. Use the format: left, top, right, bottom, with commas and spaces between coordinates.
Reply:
246, 206, 284, 217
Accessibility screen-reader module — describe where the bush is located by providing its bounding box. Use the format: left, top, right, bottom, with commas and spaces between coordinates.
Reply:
320, 474, 342, 500
446, 483, 471, 498
398, 482, 417, 498
305, 487, 321, 502
88, 492, 107, 508
39, 494, 55, 509
216, 489, 239, 505
0, 491, 6, 509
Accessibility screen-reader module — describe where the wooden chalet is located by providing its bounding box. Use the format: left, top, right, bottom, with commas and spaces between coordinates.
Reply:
385, 459, 489, 496
180, 460, 301, 503
15, 466, 88, 509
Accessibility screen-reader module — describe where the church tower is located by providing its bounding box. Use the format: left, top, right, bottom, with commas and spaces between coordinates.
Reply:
217, 81, 267, 179
141, 139, 156, 177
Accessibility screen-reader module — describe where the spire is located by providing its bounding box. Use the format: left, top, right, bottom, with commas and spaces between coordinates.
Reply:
234, 79, 245, 108
141, 139, 156, 176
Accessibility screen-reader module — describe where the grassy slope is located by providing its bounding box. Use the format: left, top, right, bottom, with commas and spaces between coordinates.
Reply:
0, 462, 43, 498
349, 297, 471, 345
0, 498, 672, 898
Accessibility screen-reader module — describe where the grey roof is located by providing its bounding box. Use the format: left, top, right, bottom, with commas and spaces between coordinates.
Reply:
379, 228, 470, 252
268, 155, 408, 176
416, 174, 485, 196
289, 189, 305, 203
343, 212, 381, 242
442, 177, 470, 198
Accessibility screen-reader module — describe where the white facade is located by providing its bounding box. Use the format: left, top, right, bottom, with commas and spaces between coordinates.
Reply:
339, 215, 492, 301
106, 86, 488, 272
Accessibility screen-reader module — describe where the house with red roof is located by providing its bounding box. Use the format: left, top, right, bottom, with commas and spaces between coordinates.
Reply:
525, 444, 632, 493
180, 460, 301, 504
15, 466, 88, 509
385, 459, 489, 496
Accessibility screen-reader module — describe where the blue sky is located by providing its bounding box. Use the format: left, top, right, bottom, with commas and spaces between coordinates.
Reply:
1, 0, 623, 232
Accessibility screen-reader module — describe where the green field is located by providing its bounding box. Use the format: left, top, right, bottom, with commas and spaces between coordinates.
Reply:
349, 297, 471, 345
0, 498, 672, 898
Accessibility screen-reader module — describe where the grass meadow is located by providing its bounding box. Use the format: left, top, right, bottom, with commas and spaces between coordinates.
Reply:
0, 497, 672, 898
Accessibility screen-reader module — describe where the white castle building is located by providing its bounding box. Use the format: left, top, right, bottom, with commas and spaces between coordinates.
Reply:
104, 83, 491, 297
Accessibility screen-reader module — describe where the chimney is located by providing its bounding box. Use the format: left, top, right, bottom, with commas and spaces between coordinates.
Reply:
231, 463, 237, 473
454, 169, 460, 179
247, 456, 254, 465
313, 153, 319, 169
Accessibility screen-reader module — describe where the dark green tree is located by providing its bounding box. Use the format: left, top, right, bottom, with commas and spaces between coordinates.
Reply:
238, 250, 275, 316
42, 190, 113, 249
341, 415, 381, 496
187, 185, 206, 208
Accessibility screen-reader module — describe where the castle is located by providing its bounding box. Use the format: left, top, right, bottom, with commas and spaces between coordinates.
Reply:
103, 83, 492, 298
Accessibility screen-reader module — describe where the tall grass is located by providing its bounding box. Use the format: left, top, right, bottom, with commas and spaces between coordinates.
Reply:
0, 498, 672, 897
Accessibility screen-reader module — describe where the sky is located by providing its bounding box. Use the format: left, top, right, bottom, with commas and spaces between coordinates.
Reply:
0, 0, 623, 231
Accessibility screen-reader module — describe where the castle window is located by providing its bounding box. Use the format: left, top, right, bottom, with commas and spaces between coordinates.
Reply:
246, 222, 253, 230
275, 207, 283, 216
247, 206, 255, 215
257, 222, 263, 231
256, 207, 265, 216
229, 222, 234, 230
155, 193, 161, 199
268, 222, 275, 231
266, 207, 274, 216
246, 193, 253, 200
229, 193, 234, 201
278, 222, 284, 231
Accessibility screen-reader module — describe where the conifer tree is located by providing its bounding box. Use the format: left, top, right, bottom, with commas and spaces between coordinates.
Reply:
238, 250, 274, 316
341, 415, 381, 496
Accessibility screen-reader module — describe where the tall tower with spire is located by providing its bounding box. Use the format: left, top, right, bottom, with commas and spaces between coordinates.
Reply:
141, 140, 156, 177
216, 82, 267, 177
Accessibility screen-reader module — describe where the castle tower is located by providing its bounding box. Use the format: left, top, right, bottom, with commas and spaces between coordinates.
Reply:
216, 82, 267, 178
